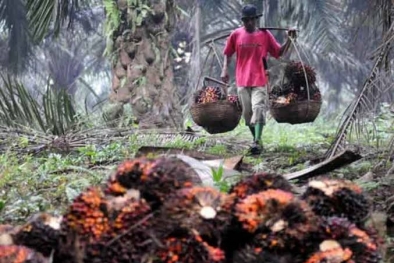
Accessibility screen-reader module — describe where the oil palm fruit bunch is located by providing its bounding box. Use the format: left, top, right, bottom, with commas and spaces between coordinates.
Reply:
11, 213, 61, 257
234, 189, 319, 253
301, 179, 370, 225
157, 186, 234, 247
229, 173, 294, 201
227, 95, 241, 109
284, 61, 317, 87
233, 246, 294, 263
0, 225, 16, 246
0, 245, 47, 263
303, 240, 353, 263
83, 198, 153, 263
195, 86, 225, 104
154, 230, 225, 263
312, 92, 322, 101
306, 217, 381, 263
54, 187, 110, 262
104, 157, 201, 209
60, 187, 109, 244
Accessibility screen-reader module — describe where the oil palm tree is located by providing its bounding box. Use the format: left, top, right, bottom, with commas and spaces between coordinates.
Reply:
0, 0, 96, 74
104, 0, 182, 128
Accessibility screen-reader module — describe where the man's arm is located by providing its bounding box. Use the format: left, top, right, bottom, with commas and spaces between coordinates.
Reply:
279, 29, 297, 57
221, 55, 232, 83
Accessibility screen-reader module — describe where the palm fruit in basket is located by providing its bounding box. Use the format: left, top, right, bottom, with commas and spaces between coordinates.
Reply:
284, 61, 317, 87
270, 61, 321, 107
227, 94, 242, 109
194, 86, 241, 108
194, 86, 225, 104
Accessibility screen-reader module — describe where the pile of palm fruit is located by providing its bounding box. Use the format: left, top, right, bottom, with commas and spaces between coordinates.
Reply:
270, 61, 322, 107
0, 156, 383, 263
194, 86, 241, 109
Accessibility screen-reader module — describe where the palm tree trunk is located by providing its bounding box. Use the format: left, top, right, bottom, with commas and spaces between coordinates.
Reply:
108, 0, 182, 129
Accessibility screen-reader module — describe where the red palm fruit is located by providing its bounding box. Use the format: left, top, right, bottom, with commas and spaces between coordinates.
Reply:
154, 231, 225, 263
316, 217, 382, 263
304, 240, 353, 263
301, 179, 370, 225
233, 246, 295, 263
235, 189, 320, 253
104, 157, 201, 209
229, 173, 294, 201
0, 245, 47, 263
12, 213, 61, 257
0, 225, 16, 246
234, 189, 295, 234
60, 187, 109, 244
157, 186, 234, 246
84, 199, 153, 263
284, 61, 317, 87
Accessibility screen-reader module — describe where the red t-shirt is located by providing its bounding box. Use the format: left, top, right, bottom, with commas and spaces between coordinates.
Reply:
223, 27, 281, 87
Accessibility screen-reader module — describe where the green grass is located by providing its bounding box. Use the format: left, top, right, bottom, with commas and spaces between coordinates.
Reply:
1, 108, 393, 224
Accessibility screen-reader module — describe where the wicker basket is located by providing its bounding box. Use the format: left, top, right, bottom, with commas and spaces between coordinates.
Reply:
190, 76, 242, 134
190, 100, 242, 134
270, 100, 322, 124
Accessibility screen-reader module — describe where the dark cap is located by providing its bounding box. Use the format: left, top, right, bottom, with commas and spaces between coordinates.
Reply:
241, 4, 263, 19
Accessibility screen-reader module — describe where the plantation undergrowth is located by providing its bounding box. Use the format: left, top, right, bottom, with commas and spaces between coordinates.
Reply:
1, 114, 392, 223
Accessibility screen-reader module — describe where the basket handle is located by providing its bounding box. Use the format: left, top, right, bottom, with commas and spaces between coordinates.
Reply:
203, 76, 229, 97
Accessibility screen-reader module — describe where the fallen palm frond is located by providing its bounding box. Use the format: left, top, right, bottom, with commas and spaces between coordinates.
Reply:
0, 125, 250, 155
325, 23, 394, 160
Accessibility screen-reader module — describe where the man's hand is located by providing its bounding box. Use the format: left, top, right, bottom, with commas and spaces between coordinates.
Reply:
287, 28, 297, 39
221, 70, 229, 83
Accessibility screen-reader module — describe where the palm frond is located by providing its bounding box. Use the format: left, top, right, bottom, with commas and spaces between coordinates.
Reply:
0, 74, 79, 135
0, 0, 32, 73
26, 0, 92, 42
325, 23, 394, 159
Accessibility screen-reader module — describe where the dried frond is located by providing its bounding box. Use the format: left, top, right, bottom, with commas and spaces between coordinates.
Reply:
325, 23, 394, 159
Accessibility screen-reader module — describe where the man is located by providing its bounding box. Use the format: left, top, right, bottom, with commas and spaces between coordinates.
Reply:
221, 4, 296, 155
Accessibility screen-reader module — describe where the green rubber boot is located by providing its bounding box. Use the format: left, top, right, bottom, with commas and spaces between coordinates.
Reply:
254, 123, 263, 144
248, 126, 255, 140
249, 123, 263, 155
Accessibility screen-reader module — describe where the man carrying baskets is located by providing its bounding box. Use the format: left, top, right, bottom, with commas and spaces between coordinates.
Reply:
221, 4, 296, 155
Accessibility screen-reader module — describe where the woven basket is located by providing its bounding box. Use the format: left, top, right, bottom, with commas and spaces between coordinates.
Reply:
190, 100, 242, 134
270, 100, 322, 124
